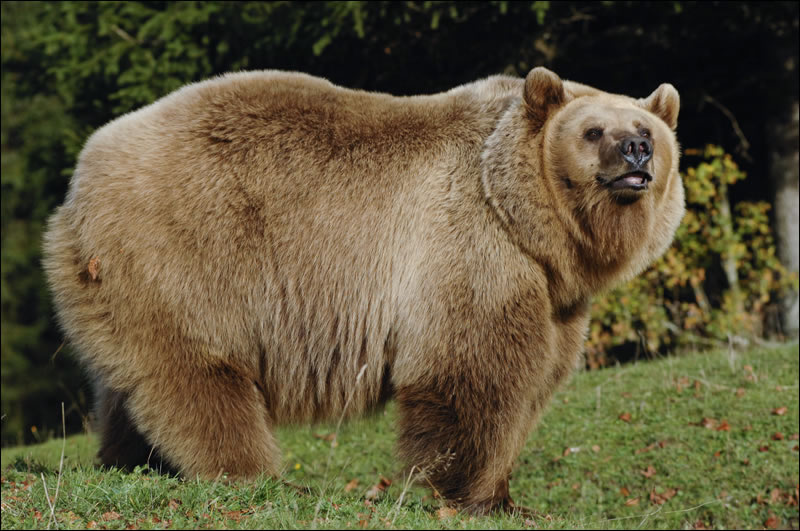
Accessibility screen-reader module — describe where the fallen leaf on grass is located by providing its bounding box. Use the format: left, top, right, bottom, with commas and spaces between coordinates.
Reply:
635, 443, 656, 455
168, 499, 181, 510
364, 476, 391, 500
764, 514, 780, 529
635, 440, 667, 454
2, 496, 20, 507
650, 487, 678, 505
759, 445, 770, 452
757, 487, 799, 507
32, 510, 42, 520
437, 507, 458, 520
344, 478, 359, 492
624, 497, 640, 506
223, 510, 246, 522
735, 388, 746, 398
693, 520, 708, 529
688, 417, 730, 431
790, 433, 799, 440
313, 432, 339, 448
772, 432, 784, 441
102, 511, 122, 521
641, 466, 657, 478
62, 512, 81, 523
619, 487, 630, 496
699, 417, 717, 429
619, 412, 632, 422
772, 406, 788, 416
591, 445, 600, 452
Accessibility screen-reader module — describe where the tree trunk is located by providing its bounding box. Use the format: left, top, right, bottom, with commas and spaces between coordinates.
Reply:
768, 99, 799, 338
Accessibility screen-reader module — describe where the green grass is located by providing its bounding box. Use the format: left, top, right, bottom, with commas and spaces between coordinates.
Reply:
2, 344, 798, 529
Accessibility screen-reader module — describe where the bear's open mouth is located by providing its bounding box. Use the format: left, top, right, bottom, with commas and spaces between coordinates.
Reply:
609, 171, 652, 191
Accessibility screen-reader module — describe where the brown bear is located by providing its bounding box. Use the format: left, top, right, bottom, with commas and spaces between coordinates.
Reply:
42, 67, 683, 514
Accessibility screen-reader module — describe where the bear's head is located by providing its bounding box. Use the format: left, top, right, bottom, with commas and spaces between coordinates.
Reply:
524, 67, 680, 209
482, 67, 685, 292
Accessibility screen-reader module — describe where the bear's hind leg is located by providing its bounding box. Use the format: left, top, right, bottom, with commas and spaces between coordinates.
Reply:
123, 362, 281, 480
94, 384, 177, 474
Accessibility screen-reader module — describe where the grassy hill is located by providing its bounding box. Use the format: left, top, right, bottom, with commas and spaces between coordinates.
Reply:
2, 343, 798, 529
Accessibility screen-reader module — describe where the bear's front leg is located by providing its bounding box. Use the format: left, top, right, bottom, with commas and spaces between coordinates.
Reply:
395, 367, 536, 515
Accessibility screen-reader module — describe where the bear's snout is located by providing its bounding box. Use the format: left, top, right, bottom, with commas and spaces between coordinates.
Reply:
618, 136, 653, 169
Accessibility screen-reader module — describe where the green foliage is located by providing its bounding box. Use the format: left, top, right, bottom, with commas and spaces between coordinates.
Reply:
587, 146, 798, 367
1, 3, 91, 448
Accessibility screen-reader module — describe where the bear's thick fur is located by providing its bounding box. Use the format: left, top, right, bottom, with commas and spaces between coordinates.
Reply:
43, 67, 683, 513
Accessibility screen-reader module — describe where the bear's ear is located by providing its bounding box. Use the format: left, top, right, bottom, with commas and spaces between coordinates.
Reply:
523, 67, 567, 132
640, 83, 680, 130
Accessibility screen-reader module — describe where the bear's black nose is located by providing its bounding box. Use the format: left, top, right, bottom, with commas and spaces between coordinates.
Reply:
618, 136, 653, 168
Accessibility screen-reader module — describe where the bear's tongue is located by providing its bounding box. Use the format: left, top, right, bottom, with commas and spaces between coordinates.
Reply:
622, 173, 645, 186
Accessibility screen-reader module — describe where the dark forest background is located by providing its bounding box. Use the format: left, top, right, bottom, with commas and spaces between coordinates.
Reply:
2, 1, 798, 446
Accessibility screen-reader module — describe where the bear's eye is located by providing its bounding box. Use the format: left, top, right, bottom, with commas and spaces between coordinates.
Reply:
584, 128, 603, 141
639, 128, 651, 138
